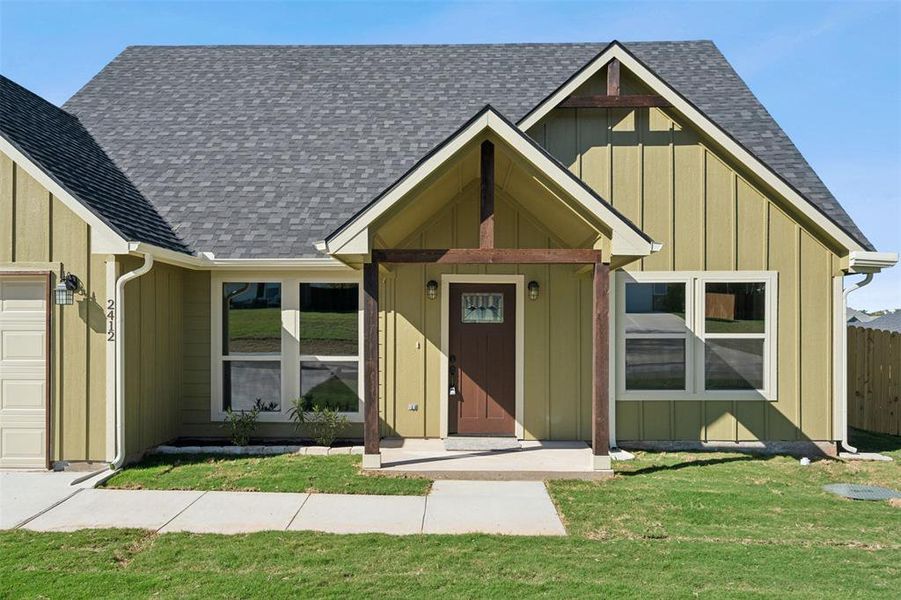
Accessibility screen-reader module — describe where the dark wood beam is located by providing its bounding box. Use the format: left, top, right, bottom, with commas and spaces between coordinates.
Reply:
372, 248, 602, 265
607, 58, 621, 97
480, 140, 495, 249
592, 260, 610, 461
362, 260, 380, 457
558, 95, 672, 109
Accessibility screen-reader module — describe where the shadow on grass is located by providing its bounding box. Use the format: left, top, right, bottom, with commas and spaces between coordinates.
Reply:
620, 455, 757, 477
849, 428, 901, 454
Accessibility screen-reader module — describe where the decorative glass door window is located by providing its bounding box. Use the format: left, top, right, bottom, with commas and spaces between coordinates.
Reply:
221, 282, 282, 412
461, 293, 504, 323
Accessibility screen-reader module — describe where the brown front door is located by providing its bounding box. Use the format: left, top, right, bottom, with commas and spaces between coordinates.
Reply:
449, 283, 515, 435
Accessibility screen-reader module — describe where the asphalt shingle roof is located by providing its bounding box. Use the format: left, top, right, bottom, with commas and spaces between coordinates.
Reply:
0, 76, 189, 253
6, 41, 874, 258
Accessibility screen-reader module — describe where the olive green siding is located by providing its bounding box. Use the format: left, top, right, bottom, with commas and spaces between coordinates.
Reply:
119, 257, 183, 457
0, 151, 109, 462
528, 76, 841, 442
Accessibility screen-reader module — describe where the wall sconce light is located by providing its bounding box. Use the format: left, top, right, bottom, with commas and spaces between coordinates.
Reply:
425, 280, 439, 300
54, 273, 81, 306
528, 280, 540, 301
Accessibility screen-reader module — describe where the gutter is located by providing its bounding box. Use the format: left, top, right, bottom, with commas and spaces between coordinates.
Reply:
838, 273, 874, 454
111, 252, 154, 470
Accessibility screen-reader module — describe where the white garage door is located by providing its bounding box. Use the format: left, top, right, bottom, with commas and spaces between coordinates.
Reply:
0, 277, 48, 469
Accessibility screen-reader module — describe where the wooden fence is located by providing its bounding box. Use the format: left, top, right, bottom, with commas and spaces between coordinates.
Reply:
848, 326, 900, 436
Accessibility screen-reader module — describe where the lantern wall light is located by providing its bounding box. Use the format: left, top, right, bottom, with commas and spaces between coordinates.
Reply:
54, 273, 81, 306
425, 280, 439, 300
528, 280, 540, 301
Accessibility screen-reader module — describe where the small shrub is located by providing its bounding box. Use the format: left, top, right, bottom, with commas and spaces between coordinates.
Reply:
289, 396, 349, 446
222, 399, 273, 446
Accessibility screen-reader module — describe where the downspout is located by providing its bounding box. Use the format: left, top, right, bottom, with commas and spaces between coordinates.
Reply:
111, 253, 154, 470
838, 272, 873, 454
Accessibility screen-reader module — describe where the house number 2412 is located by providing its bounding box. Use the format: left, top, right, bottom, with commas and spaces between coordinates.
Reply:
106, 299, 116, 342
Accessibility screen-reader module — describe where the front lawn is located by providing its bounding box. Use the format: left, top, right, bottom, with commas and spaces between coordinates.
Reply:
2, 429, 898, 598
103, 453, 431, 496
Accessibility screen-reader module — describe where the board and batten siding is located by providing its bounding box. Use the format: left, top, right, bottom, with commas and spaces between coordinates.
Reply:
119, 257, 185, 457
528, 97, 841, 442
378, 186, 598, 441
0, 151, 109, 461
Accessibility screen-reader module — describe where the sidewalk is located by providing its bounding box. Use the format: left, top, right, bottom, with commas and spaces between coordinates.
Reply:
18, 480, 566, 536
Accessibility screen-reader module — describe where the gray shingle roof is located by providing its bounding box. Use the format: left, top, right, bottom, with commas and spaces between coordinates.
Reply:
0, 76, 189, 253
14, 41, 873, 258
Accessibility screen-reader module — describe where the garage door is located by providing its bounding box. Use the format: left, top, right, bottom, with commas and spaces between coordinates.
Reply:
0, 277, 48, 469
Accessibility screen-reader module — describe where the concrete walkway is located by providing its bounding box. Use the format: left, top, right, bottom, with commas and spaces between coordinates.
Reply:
17, 480, 566, 536
0, 470, 109, 529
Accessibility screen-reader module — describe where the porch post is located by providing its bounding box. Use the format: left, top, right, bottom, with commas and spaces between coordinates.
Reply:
592, 259, 611, 470
362, 260, 381, 468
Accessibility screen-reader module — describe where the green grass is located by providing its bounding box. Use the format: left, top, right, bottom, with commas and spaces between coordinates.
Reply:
102, 454, 430, 496
3, 430, 898, 598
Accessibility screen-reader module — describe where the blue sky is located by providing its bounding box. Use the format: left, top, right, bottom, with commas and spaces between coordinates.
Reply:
2, 0, 898, 309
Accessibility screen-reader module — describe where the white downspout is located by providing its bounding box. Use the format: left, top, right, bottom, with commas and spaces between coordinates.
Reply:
838, 272, 873, 454
111, 253, 154, 469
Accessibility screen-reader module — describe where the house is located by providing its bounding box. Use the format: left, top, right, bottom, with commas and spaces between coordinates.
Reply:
0, 41, 896, 471
846, 308, 875, 324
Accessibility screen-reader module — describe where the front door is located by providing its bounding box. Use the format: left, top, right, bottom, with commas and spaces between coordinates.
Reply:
449, 283, 515, 435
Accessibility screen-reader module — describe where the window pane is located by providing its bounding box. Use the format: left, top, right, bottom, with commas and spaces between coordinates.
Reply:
625, 338, 686, 390
705, 282, 765, 334
300, 361, 359, 412
705, 339, 764, 390
223, 283, 281, 354
300, 283, 358, 355
223, 361, 280, 411
624, 282, 686, 333
462, 293, 504, 323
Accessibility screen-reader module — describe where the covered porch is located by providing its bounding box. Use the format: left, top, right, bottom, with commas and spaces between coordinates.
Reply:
320, 107, 658, 473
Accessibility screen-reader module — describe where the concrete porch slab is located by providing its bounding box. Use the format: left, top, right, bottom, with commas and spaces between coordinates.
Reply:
288, 493, 426, 535
423, 480, 565, 536
23, 489, 203, 532
160, 491, 309, 534
378, 439, 611, 480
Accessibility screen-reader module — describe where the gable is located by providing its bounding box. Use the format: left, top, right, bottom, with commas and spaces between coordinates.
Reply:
323, 107, 655, 262
519, 42, 873, 253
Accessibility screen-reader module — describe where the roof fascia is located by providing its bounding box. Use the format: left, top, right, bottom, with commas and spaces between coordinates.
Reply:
0, 133, 131, 254
324, 106, 655, 258
128, 242, 350, 271
517, 42, 867, 254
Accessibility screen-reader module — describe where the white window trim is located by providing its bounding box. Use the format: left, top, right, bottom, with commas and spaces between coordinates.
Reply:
210, 269, 364, 423
616, 270, 778, 401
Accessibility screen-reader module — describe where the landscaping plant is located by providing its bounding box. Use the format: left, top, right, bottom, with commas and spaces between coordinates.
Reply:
222, 399, 275, 446
289, 396, 349, 446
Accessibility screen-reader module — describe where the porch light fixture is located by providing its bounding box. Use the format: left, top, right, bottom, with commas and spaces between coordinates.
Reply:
426, 280, 439, 300
528, 280, 540, 301
54, 273, 81, 306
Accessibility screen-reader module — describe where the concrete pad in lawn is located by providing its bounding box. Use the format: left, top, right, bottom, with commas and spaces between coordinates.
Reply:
423, 480, 566, 536
160, 491, 309, 534
289, 493, 425, 535
23, 489, 203, 532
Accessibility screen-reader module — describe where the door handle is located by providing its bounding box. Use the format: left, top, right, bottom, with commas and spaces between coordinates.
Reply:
449, 354, 457, 396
